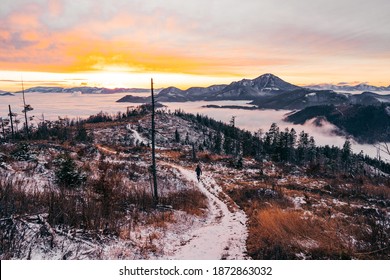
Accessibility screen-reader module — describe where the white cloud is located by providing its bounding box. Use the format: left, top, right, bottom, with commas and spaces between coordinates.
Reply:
1, 0, 390, 84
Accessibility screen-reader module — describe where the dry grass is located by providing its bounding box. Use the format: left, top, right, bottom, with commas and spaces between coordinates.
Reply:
207, 155, 390, 260
160, 150, 183, 160
247, 205, 355, 259
144, 211, 176, 228
197, 152, 230, 163
229, 184, 293, 212
0, 176, 48, 218
0, 140, 210, 258
360, 184, 390, 200
164, 189, 208, 216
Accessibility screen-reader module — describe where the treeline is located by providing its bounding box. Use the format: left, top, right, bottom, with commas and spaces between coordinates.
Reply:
174, 110, 390, 176
0, 105, 151, 142
286, 104, 390, 144
2, 104, 389, 175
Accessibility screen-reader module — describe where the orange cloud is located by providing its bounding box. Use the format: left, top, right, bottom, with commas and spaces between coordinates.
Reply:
48, 0, 64, 17
1, 0, 389, 89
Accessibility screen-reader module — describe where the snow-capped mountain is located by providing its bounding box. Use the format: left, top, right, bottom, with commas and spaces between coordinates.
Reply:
307, 83, 390, 91
118, 73, 301, 103
118, 73, 390, 108
250, 89, 390, 110
156, 84, 227, 102
213, 73, 300, 99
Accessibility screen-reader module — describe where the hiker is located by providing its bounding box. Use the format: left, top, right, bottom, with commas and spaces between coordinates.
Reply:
195, 164, 202, 182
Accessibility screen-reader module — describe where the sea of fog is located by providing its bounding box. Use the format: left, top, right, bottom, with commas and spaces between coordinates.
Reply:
0, 91, 388, 161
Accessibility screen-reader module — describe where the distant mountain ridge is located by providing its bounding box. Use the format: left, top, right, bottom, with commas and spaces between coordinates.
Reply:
213, 73, 300, 100
118, 73, 301, 103
250, 89, 390, 110
117, 73, 390, 109
307, 83, 390, 91
158, 73, 300, 101
0, 90, 14, 96
14, 86, 152, 94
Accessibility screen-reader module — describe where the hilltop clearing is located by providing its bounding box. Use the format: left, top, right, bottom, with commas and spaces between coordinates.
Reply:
1, 108, 389, 259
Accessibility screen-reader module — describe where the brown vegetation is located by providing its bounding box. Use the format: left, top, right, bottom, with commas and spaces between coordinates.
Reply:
208, 156, 390, 260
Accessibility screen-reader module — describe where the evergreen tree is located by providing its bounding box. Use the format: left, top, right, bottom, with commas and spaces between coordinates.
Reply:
75, 125, 91, 142
297, 131, 309, 162
55, 154, 86, 188
264, 123, 280, 159
289, 128, 297, 148
279, 129, 290, 161
213, 132, 222, 154
308, 136, 316, 162
287, 128, 297, 161
175, 128, 180, 143
223, 136, 232, 155
342, 139, 352, 171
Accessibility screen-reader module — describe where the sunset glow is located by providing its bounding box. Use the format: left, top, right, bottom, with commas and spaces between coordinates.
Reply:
1, 0, 390, 91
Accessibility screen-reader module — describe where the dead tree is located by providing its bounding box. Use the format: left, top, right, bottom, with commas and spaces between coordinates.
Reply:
21, 80, 33, 139
151, 78, 158, 206
8, 105, 15, 139
375, 142, 390, 158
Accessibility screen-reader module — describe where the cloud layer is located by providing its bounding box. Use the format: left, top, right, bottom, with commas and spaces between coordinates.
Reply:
1, 0, 390, 87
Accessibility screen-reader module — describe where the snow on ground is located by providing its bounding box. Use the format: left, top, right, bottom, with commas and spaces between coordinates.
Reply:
291, 196, 307, 209
164, 163, 249, 260
126, 124, 147, 145
1, 160, 249, 260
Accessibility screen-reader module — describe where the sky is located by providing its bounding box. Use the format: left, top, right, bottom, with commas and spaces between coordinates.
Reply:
1, 0, 390, 91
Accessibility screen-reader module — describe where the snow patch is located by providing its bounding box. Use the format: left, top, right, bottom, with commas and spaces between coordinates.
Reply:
291, 196, 307, 209
126, 124, 147, 145
386, 106, 390, 116
166, 163, 249, 260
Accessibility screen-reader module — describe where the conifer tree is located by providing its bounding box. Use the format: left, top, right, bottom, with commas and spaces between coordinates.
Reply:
175, 128, 180, 143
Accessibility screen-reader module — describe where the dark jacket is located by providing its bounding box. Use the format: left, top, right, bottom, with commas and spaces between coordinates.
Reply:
195, 165, 202, 175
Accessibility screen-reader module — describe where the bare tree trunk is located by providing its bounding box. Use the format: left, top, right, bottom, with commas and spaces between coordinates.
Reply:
21, 80, 30, 139
8, 105, 14, 139
376, 142, 390, 157
151, 78, 158, 207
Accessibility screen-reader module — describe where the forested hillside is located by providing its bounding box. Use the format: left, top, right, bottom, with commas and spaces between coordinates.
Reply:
286, 104, 390, 143
1, 106, 389, 259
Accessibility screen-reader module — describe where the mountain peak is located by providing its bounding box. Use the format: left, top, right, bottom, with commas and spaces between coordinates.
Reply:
210, 73, 300, 99
256, 73, 277, 78
116, 73, 303, 103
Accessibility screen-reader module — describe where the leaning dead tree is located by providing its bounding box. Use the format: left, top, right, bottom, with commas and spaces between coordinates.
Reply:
21, 79, 33, 139
379, 142, 390, 156
375, 142, 390, 160
151, 78, 158, 206
8, 105, 15, 139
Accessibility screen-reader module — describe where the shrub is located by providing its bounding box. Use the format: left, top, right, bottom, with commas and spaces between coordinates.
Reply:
54, 153, 86, 189
10, 142, 36, 161
74, 125, 93, 142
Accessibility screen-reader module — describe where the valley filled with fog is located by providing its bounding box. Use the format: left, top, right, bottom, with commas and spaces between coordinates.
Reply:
1, 91, 388, 160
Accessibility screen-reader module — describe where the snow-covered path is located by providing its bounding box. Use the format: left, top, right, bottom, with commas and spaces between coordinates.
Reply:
167, 164, 248, 260
126, 124, 147, 145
